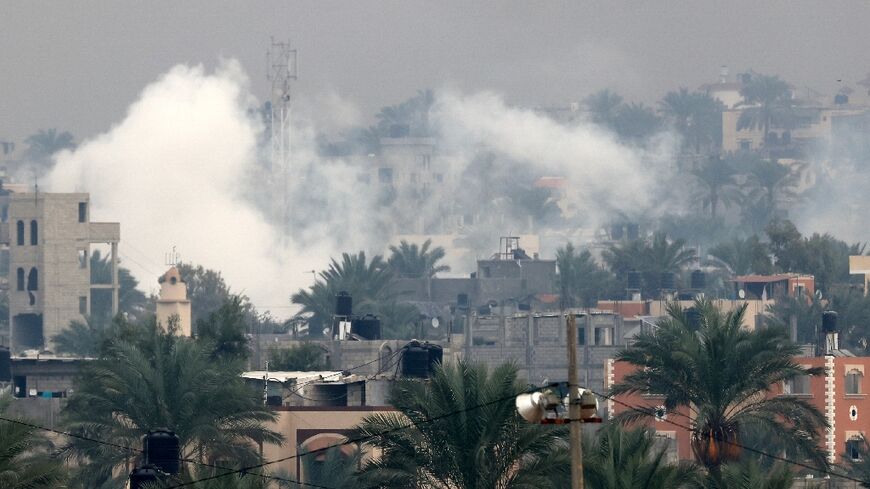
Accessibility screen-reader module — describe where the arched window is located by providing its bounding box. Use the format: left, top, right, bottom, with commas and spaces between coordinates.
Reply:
16, 268, 24, 291
847, 369, 864, 395
30, 220, 37, 245
16, 220, 24, 246
27, 267, 38, 291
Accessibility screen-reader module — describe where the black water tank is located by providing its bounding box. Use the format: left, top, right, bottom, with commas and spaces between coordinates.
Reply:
823, 311, 838, 332
661, 272, 675, 290
129, 465, 160, 489
351, 314, 381, 340
144, 429, 180, 475
457, 293, 469, 309
626, 223, 639, 241
335, 291, 352, 317
426, 344, 443, 373
691, 270, 706, 290
0, 347, 10, 382
402, 342, 430, 378
627, 271, 642, 290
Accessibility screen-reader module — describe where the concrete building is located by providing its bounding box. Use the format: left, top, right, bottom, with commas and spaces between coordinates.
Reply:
156, 266, 192, 336
608, 353, 870, 468
0, 192, 120, 353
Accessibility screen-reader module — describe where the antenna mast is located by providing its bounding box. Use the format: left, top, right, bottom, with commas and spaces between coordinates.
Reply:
267, 38, 297, 239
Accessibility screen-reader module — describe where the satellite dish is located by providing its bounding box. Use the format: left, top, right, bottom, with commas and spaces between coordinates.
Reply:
322, 328, 331, 336
815, 290, 823, 300
738, 289, 746, 300
516, 392, 547, 423
431, 317, 440, 329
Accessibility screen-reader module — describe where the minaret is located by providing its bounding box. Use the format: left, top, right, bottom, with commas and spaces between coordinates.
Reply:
156, 266, 192, 337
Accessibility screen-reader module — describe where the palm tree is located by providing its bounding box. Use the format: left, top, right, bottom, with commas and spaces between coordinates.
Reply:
298, 446, 361, 488
708, 235, 773, 276
557, 243, 615, 308
660, 89, 723, 153
581, 423, 700, 489
584, 89, 624, 130
291, 251, 395, 336
0, 393, 65, 488
23, 128, 76, 167
741, 158, 801, 232
718, 460, 796, 489
61, 324, 282, 488
691, 157, 741, 219
738, 74, 794, 145
354, 361, 568, 488
609, 300, 828, 482
613, 102, 662, 142
388, 239, 450, 278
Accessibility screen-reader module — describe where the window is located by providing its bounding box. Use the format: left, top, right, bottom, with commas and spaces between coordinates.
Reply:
378, 168, 393, 184
16, 220, 24, 246
435, 173, 443, 183
78, 202, 87, 223
847, 369, 864, 395
577, 326, 586, 346
594, 327, 612, 346
783, 375, 811, 395
740, 140, 751, 151
29, 220, 37, 245
847, 437, 864, 462
16, 267, 24, 291
27, 267, 38, 291
79, 296, 87, 314
78, 250, 87, 269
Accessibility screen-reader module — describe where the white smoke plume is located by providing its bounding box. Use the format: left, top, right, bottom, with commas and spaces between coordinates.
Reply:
46, 61, 676, 318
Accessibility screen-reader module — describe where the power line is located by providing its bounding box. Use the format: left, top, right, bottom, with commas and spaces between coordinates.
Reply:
163, 391, 525, 488
585, 387, 869, 485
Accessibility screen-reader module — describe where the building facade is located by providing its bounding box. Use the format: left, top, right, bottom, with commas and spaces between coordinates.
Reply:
0, 192, 120, 353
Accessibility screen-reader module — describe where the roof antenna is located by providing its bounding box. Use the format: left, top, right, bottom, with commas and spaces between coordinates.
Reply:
164, 246, 180, 267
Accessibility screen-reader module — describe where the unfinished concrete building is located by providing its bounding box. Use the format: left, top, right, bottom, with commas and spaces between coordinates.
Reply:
1, 192, 120, 353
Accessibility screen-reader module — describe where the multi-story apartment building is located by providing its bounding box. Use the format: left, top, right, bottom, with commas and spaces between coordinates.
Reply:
0, 192, 120, 353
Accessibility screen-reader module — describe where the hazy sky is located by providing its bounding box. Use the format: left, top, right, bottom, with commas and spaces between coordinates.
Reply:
2, 1, 870, 142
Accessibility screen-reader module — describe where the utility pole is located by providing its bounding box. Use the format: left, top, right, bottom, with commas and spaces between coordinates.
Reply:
566, 313, 584, 489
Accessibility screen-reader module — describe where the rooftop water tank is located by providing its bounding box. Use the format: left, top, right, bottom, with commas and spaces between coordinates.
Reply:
335, 291, 353, 317
402, 342, 430, 378
144, 429, 180, 475
351, 314, 381, 340
822, 311, 838, 332
691, 270, 706, 290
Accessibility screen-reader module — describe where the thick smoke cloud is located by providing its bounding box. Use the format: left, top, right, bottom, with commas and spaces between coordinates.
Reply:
47, 62, 326, 316
46, 62, 675, 318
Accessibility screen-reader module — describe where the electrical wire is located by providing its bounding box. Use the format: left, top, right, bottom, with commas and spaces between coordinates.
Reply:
0, 415, 324, 489
162, 390, 526, 488
584, 387, 869, 485
284, 347, 407, 403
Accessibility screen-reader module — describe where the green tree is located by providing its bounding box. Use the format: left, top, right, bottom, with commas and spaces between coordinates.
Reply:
764, 292, 824, 344
584, 89, 624, 130
354, 361, 568, 488
88, 250, 149, 321
61, 322, 282, 488
737, 74, 794, 145
718, 459, 796, 489
708, 235, 773, 276
0, 393, 66, 488
609, 300, 828, 481
375, 89, 435, 137
291, 252, 395, 337
660, 88, 723, 153
52, 316, 108, 357
176, 263, 232, 326
581, 423, 700, 489
741, 159, 801, 232
388, 239, 450, 278
195, 295, 251, 360
691, 157, 741, 220
613, 103, 662, 142
267, 342, 327, 371
24, 128, 76, 169
557, 243, 615, 308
